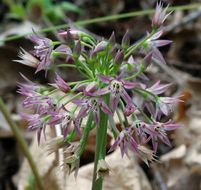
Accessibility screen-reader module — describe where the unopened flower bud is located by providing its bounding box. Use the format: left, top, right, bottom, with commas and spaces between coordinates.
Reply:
66, 55, 75, 64
51, 73, 71, 93
66, 29, 75, 48
58, 29, 80, 40
114, 50, 124, 65
109, 31, 116, 44
142, 51, 152, 70
122, 30, 130, 47
91, 41, 108, 56
74, 40, 81, 57
152, 2, 171, 28
109, 45, 118, 58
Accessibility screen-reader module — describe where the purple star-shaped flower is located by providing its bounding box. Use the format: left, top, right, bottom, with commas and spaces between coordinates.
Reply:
29, 34, 53, 72
74, 98, 112, 126
147, 30, 172, 65
21, 112, 45, 144
108, 127, 138, 157
156, 96, 181, 116
141, 120, 181, 152
49, 106, 79, 138
133, 80, 174, 119
90, 75, 136, 115
17, 74, 40, 97
108, 125, 156, 164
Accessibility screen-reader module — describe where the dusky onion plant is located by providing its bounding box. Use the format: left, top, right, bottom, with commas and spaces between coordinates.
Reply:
16, 2, 181, 189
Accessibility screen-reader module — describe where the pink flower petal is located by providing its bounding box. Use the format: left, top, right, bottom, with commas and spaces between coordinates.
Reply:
153, 40, 172, 47
124, 104, 136, 116
152, 47, 166, 64
93, 87, 110, 96
73, 99, 88, 106
77, 107, 89, 118
110, 94, 120, 112
98, 75, 113, 84
99, 99, 112, 115
121, 89, 133, 104
122, 80, 136, 89
93, 109, 100, 126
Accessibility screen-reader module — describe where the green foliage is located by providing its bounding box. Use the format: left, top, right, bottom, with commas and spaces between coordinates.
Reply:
45, 2, 84, 22
5, 3, 26, 19
3, 0, 83, 22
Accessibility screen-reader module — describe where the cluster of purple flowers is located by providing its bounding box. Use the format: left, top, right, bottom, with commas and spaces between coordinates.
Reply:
17, 2, 181, 165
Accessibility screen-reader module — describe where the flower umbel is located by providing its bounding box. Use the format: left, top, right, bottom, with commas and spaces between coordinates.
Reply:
16, 2, 181, 184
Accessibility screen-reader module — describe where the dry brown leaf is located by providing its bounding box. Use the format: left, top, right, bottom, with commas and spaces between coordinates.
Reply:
160, 145, 186, 162
65, 149, 152, 190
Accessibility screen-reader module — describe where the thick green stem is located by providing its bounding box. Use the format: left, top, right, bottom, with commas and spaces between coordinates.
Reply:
92, 110, 108, 190
0, 98, 44, 190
